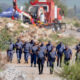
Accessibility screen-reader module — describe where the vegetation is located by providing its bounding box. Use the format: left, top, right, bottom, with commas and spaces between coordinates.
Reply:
0, 53, 6, 72
74, 21, 80, 27
38, 37, 49, 42
0, 8, 2, 13
0, 28, 13, 50
54, 0, 68, 16
38, 33, 79, 46
61, 63, 80, 80
49, 33, 79, 46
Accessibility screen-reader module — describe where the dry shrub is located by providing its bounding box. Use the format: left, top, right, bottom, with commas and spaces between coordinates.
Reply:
0, 53, 7, 70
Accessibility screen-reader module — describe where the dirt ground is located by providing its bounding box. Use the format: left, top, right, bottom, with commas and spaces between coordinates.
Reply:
0, 47, 76, 80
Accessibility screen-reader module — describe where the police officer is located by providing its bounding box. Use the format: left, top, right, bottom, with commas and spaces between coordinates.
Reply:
37, 47, 45, 74
15, 38, 23, 63
31, 42, 38, 67
23, 41, 31, 63
46, 41, 53, 67
40, 42, 47, 56
75, 43, 80, 61
49, 47, 57, 74
29, 40, 35, 67
7, 40, 15, 63
56, 42, 65, 67
30, 40, 35, 49
64, 45, 72, 65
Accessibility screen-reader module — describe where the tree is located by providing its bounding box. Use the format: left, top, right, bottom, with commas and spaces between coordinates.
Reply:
24, 0, 33, 12
54, 0, 68, 16
0, 8, 2, 13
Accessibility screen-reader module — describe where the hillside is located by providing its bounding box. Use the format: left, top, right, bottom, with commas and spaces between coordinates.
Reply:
0, 17, 80, 80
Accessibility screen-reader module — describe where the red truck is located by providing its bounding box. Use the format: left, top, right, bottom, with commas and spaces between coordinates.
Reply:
13, 0, 65, 30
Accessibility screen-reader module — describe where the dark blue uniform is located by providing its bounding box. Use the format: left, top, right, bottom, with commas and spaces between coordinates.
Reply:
31, 45, 38, 67
75, 44, 80, 61
49, 50, 57, 74
46, 43, 53, 67
64, 48, 72, 65
23, 42, 31, 63
15, 41, 23, 63
40, 45, 47, 53
7, 42, 15, 62
29, 40, 35, 67
37, 50, 45, 74
56, 43, 65, 67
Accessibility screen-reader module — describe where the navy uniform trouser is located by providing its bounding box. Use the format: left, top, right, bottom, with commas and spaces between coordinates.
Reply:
47, 51, 51, 66
7, 50, 13, 62
31, 53, 37, 65
24, 52, 29, 62
57, 53, 63, 67
16, 49, 22, 61
49, 58, 55, 73
64, 58, 70, 65
37, 58, 44, 74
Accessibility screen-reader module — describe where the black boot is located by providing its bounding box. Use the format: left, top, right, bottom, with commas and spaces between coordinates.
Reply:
34, 64, 36, 67
50, 69, 53, 74
31, 64, 33, 67
18, 60, 20, 63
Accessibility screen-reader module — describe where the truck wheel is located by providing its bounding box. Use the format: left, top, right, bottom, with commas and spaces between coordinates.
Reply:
55, 24, 61, 31
23, 16, 32, 24
53, 19, 62, 31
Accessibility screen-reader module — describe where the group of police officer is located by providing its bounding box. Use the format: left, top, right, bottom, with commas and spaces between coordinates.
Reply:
7, 39, 80, 75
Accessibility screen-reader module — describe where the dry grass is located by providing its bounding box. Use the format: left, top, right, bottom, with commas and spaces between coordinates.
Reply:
0, 53, 7, 71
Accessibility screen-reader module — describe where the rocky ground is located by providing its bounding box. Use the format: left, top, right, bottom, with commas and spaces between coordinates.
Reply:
0, 53, 63, 80
0, 46, 76, 80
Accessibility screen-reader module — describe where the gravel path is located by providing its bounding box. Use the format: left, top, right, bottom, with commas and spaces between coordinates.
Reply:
0, 63, 62, 80
60, 30, 80, 40
0, 53, 62, 80
0, 46, 76, 80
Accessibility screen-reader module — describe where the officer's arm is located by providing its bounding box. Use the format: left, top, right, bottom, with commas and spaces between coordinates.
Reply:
14, 43, 17, 48
56, 45, 58, 52
13, 44, 15, 50
75, 45, 78, 50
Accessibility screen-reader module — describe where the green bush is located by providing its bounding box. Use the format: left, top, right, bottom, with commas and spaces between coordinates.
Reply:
74, 22, 80, 27
61, 63, 80, 80
50, 34, 78, 46
0, 8, 2, 13
0, 28, 13, 50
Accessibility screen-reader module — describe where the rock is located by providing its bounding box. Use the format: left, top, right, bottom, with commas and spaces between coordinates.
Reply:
71, 26, 77, 31
6, 23, 14, 29
13, 75, 24, 80
21, 23, 29, 28
0, 19, 3, 23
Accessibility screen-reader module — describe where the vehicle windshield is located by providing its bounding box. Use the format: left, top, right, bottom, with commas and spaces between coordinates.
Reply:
29, 6, 38, 14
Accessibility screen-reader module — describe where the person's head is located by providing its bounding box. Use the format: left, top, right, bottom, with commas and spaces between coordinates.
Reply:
30, 40, 34, 44
48, 41, 51, 45
41, 42, 44, 46
65, 45, 69, 50
17, 38, 20, 42
60, 42, 63, 46
25, 41, 28, 44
